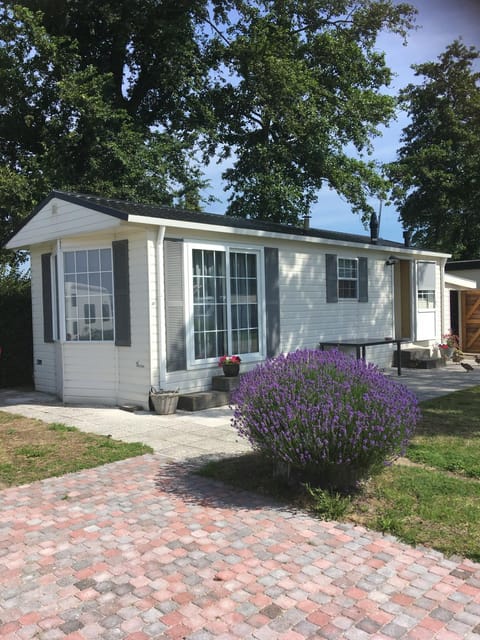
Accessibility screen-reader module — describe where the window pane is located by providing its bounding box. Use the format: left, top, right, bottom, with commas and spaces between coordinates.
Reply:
338, 280, 357, 299
205, 332, 217, 358
76, 251, 87, 272
192, 249, 203, 275
204, 251, 214, 276
249, 329, 259, 352
217, 331, 227, 356
247, 254, 256, 278
89, 272, 100, 289
100, 249, 111, 270
216, 304, 227, 330
64, 252, 75, 273
88, 250, 100, 272
101, 272, 113, 294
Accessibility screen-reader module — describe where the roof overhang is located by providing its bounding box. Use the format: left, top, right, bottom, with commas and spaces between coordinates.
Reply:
444, 273, 477, 290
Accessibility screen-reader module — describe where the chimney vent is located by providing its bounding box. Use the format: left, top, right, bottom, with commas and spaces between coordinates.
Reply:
403, 230, 411, 247
303, 214, 311, 230
369, 212, 379, 244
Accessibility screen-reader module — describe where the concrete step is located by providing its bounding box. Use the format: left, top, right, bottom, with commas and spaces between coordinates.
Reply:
177, 389, 231, 412
393, 349, 445, 369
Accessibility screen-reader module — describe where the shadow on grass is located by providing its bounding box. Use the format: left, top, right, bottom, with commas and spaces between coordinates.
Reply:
154, 453, 296, 513
418, 386, 480, 437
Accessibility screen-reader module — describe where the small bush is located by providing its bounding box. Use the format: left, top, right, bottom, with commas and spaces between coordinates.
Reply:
231, 349, 420, 488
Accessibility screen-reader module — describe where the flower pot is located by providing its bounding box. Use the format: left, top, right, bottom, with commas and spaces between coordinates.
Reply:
222, 363, 240, 377
150, 390, 179, 414
441, 347, 455, 359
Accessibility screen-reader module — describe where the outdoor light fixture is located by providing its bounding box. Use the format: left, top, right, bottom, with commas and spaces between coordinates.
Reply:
385, 256, 399, 266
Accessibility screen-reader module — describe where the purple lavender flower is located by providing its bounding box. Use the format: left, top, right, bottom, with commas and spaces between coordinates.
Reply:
231, 349, 420, 481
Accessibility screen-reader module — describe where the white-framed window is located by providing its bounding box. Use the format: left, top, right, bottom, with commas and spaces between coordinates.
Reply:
63, 248, 114, 341
416, 262, 436, 311
338, 257, 358, 299
188, 244, 263, 363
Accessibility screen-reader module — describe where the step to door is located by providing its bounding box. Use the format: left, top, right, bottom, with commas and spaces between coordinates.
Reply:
177, 390, 231, 412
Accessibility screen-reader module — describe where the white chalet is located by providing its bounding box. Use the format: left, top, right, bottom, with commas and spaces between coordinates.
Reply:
5, 191, 450, 408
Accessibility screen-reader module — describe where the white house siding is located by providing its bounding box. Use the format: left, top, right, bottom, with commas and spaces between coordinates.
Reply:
115, 228, 153, 408
6, 198, 122, 249
278, 243, 395, 369
45, 228, 153, 408
30, 247, 57, 394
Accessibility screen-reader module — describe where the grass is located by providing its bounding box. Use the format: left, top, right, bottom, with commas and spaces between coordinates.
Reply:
0, 411, 153, 488
199, 386, 480, 562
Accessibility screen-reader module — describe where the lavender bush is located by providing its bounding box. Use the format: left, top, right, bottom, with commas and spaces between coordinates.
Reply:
231, 349, 420, 487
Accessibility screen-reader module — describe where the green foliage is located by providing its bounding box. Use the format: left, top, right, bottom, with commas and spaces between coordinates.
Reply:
203, 0, 417, 224
389, 41, 480, 258
0, 1, 210, 269
0, 268, 32, 387
305, 484, 351, 520
0, 0, 419, 254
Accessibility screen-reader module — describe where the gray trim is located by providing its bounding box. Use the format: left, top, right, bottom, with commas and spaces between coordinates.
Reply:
264, 248, 280, 358
326, 254, 338, 303
164, 239, 186, 372
112, 239, 131, 346
358, 257, 368, 303
41, 253, 54, 343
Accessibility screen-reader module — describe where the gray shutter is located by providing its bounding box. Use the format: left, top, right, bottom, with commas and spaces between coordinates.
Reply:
358, 257, 368, 303
264, 247, 280, 358
41, 253, 54, 343
164, 239, 186, 372
112, 239, 131, 346
326, 254, 338, 303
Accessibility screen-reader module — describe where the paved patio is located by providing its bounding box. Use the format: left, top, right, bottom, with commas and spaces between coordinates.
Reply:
1, 365, 480, 639
1, 454, 479, 639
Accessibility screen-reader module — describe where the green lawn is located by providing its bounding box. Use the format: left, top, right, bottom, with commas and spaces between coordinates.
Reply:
199, 386, 480, 562
0, 411, 153, 488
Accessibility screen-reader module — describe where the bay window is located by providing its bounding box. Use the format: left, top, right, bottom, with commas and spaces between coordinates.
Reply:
63, 248, 114, 341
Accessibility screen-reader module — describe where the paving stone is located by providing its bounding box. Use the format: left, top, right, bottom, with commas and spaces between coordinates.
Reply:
0, 455, 479, 640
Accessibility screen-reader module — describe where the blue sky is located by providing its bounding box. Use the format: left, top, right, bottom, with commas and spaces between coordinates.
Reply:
201, 0, 480, 242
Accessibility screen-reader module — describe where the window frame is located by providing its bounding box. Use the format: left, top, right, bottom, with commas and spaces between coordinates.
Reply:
59, 246, 115, 343
185, 241, 265, 368
337, 257, 359, 300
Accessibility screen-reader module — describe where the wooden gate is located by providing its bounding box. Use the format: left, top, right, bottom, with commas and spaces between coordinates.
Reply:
461, 289, 480, 353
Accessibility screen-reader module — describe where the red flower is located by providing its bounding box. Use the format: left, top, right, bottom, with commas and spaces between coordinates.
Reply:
218, 355, 241, 366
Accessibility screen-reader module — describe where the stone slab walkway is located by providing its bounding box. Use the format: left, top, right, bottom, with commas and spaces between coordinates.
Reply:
1, 454, 479, 639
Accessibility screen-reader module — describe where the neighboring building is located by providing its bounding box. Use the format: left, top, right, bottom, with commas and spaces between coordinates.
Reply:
5, 191, 450, 408
444, 260, 480, 352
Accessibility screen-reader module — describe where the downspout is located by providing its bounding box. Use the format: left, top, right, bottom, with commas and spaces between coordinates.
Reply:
56, 239, 65, 401
439, 257, 447, 342
156, 226, 166, 387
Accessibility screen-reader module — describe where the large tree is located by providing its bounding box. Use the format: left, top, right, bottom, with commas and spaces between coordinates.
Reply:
201, 0, 417, 224
0, 1, 209, 268
389, 41, 480, 258
1, 0, 419, 272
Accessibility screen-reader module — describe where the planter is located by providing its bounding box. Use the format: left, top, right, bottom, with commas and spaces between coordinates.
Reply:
150, 389, 179, 414
222, 363, 240, 377
440, 347, 455, 359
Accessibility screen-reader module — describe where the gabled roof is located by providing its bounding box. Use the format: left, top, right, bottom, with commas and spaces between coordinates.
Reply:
9, 190, 444, 255
7, 189, 409, 250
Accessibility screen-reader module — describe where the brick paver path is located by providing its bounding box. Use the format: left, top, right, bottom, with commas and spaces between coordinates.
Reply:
1, 454, 479, 639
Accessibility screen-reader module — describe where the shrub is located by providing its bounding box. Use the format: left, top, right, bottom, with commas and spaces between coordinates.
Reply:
231, 349, 420, 487
0, 270, 33, 387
